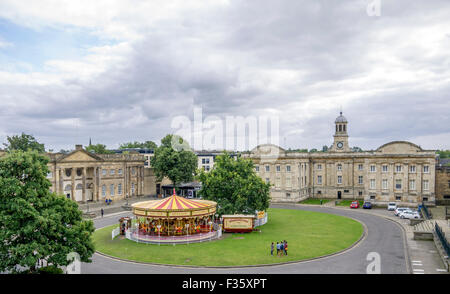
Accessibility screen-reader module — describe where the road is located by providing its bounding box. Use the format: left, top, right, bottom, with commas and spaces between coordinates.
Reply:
81, 204, 408, 274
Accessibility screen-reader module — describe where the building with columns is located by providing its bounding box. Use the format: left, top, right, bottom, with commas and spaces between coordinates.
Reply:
46, 144, 150, 203
244, 113, 437, 207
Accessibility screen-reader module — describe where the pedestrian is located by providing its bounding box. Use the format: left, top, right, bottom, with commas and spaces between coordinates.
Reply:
101, 208, 104, 218
279, 241, 284, 257
276, 242, 280, 256
271, 242, 274, 256
285, 241, 288, 256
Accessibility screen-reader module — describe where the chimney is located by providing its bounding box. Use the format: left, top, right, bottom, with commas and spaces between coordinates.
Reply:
75, 144, 83, 151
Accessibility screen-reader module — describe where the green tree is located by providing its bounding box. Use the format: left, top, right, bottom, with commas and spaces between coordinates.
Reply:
85, 144, 114, 154
437, 150, 450, 159
352, 146, 363, 152
3, 133, 45, 153
0, 150, 95, 273
150, 135, 197, 188
198, 153, 271, 216
120, 141, 157, 150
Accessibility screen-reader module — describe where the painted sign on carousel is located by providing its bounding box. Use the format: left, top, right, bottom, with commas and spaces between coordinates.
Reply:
222, 215, 255, 233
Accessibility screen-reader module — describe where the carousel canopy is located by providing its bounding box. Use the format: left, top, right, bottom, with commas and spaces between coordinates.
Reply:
131, 190, 217, 218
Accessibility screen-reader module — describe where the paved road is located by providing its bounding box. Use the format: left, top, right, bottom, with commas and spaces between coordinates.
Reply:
81, 204, 408, 274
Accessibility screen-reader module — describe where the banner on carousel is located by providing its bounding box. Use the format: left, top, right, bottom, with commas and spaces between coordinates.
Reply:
169, 211, 191, 217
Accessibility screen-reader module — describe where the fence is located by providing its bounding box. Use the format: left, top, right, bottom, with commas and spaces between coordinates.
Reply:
435, 222, 450, 258
421, 202, 432, 220
111, 227, 120, 240
254, 213, 268, 227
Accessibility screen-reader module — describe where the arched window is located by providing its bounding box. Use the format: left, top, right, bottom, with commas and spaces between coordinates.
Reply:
339, 124, 342, 132
65, 169, 72, 177
64, 184, 72, 191
76, 184, 83, 190
343, 125, 346, 132
76, 168, 82, 177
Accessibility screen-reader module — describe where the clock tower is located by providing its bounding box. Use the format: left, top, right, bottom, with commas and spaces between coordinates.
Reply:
330, 111, 350, 152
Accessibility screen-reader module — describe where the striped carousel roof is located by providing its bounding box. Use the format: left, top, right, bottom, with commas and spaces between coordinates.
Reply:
145, 194, 211, 210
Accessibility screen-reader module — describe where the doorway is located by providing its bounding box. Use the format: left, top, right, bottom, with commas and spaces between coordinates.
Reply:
337, 191, 342, 199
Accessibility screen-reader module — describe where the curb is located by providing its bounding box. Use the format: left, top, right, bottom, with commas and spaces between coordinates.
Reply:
93, 208, 367, 270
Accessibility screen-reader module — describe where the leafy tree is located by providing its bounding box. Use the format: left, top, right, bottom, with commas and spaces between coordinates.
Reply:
309, 148, 318, 153
0, 150, 95, 273
3, 133, 45, 153
150, 135, 197, 188
120, 141, 158, 150
352, 146, 363, 152
198, 153, 271, 216
85, 144, 114, 154
322, 145, 329, 152
437, 150, 450, 159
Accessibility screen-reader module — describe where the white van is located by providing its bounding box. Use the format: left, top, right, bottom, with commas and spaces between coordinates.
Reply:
387, 202, 397, 211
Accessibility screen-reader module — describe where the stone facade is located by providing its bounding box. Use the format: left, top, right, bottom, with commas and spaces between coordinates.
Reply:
244, 113, 437, 207
47, 145, 149, 203
435, 165, 450, 204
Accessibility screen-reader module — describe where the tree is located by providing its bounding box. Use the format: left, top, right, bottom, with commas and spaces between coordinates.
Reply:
437, 150, 450, 159
352, 146, 363, 152
198, 153, 271, 216
309, 148, 318, 153
150, 135, 197, 188
3, 133, 45, 153
322, 145, 329, 152
85, 144, 114, 154
120, 141, 157, 150
0, 150, 95, 273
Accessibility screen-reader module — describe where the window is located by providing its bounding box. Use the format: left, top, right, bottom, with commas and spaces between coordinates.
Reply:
359, 191, 363, 196
102, 185, 106, 197
47, 172, 53, 179
370, 195, 375, 200
423, 165, 429, 173
275, 177, 281, 188
276, 165, 281, 172
358, 176, 363, 185
337, 176, 342, 184
396, 165, 402, 173
205, 165, 210, 171
110, 184, 115, 196
409, 165, 416, 173
317, 175, 322, 185
382, 165, 388, 172
65, 168, 72, 177
358, 164, 363, 171
317, 164, 322, 170
423, 180, 429, 191
118, 169, 123, 175
286, 177, 291, 187
102, 169, 107, 176
118, 184, 122, 195
370, 165, 376, 172
265, 165, 270, 172
409, 180, 416, 190
286, 193, 291, 198
255, 166, 259, 172
423, 197, 428, 202
202, 158, 206, 164
110, 169, 115, 175
132, 168, 136, 175
317, 191, 322, 195
337, 164, 342, 171
205, 159, 210, 164
382, 179, 388, 190
131, 183, 135, 195
286, 165, 291, 172
265, 178, 270, 184
370, 179, 376, 189
395, 179, 402, 190
77, 168, 82, 177
396, 196, 402, 201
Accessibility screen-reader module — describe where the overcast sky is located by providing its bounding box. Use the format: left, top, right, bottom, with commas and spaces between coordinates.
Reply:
0, 0, 449, 152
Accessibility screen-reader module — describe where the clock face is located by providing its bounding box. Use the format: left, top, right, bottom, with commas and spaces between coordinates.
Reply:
337, 142, 344, 149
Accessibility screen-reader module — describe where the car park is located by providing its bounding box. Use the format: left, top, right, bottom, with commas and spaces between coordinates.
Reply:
387, 202, 397, 211
363, 202, 372, 209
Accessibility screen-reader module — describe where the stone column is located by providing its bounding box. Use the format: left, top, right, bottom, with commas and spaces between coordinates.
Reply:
71, 168, 75, 202
82, 167, 86, 203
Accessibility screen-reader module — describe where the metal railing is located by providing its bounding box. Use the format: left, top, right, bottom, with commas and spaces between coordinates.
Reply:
435, 222, 450, 258
421, 201, 432, 220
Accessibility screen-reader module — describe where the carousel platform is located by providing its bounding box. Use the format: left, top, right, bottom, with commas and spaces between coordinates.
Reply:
127, 230, 220, 245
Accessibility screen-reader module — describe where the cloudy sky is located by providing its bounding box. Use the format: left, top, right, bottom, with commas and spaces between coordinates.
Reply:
0, 0, 449, 152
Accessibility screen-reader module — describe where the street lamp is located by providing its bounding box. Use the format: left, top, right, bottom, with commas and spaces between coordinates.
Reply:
208, 221, 213, 242
185, 223, 190, 245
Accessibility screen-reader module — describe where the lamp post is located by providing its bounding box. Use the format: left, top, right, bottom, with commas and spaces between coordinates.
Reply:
208, 221, 213, 242
126, 193, 129, 207
157, 225, 161, 246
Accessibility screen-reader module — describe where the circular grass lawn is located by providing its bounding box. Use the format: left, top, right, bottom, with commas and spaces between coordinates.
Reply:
93, 208, 364, 267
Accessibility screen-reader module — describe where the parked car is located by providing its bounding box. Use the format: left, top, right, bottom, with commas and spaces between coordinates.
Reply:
350, 201, 360, 209
387, 202, 397, 211
394, 207, 412, 216
363, 202, 372, 209
399, 210, 420, 219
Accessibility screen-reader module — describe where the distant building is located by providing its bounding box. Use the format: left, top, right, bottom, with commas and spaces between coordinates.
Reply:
112, 148, 154, 168
195, 150, 238, 171
244, 113, 437, 207
436, 158, 450, 205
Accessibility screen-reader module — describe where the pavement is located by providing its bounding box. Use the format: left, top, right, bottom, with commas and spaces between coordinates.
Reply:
81, 204, 413, 274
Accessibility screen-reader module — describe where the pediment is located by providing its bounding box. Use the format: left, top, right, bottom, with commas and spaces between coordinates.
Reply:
376, 141, 422, 154
58, 150, 102, 162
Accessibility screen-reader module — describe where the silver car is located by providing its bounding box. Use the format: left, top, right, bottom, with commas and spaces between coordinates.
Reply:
399, 210, 420, 219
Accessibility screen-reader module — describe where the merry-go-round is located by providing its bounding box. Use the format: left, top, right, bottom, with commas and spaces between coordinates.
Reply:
126, 189, 221, 244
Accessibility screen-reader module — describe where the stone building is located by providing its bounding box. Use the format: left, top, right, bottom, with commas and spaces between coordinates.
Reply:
46, 145, 152, 203
435, 159, 450, 205
245, 113, 437, 207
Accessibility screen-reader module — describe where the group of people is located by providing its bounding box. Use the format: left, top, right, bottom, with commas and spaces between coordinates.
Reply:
271, 240, 288, 257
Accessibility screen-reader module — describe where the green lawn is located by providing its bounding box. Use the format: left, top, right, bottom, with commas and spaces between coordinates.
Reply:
299, 198, 330, 205
336, 200, 364, 207
93, 208, 363, 267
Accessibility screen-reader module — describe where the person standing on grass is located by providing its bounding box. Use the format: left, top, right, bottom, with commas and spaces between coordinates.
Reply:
285, 241, 288, 256
271, 242, 274, 256
279, 241, 284, 257
276, 242, 280, 256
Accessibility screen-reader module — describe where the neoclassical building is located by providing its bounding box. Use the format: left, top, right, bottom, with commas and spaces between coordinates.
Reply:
245, 113, 437, 207
46, 145, 150, 203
